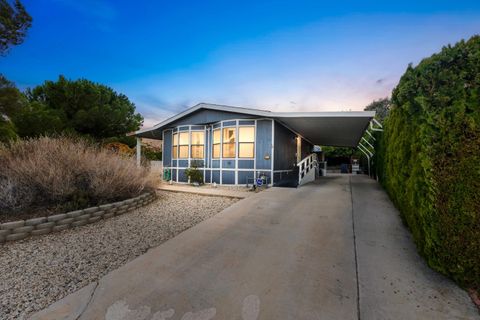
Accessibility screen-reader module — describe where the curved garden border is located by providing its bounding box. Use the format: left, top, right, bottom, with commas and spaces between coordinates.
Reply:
0, 191, 157, 243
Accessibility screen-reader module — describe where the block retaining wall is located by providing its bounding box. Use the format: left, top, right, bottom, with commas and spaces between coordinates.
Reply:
0, 191, 157, 243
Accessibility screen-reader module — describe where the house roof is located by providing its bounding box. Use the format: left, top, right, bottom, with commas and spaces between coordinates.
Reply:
135, 103, 375, 147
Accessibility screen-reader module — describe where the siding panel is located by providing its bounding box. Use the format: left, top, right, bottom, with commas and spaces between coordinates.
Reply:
274, 122, 297, 170
255, 120, 272, 170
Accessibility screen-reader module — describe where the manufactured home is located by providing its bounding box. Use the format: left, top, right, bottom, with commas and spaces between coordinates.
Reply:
135, 103, 375, 186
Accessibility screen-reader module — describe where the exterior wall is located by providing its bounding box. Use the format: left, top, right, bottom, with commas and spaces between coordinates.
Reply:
274, 121, 297, 170
163, 130, 172, 167
162, 117, 274, 185
159, 110, 314, 186
301, 138, 313, 159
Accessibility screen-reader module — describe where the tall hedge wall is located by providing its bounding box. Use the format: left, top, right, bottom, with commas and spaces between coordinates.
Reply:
375, 35, 480, 290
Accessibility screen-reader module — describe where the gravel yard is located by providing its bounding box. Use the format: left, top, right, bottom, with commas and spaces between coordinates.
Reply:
0, 191, 238, 320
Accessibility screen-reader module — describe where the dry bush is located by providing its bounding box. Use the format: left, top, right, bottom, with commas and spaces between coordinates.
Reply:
0, 136, 155, 215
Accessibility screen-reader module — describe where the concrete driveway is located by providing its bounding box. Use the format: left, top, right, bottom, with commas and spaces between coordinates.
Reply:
31, 175, 478, 320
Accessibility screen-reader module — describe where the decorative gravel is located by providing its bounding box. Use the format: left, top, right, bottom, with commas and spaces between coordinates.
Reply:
0, 191, 238, 320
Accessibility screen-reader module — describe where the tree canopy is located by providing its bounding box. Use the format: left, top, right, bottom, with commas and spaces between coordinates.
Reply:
364, 97, 390, 121
0, 74, 25, 142
0, 0, 32, 55
14, 75, 143, 139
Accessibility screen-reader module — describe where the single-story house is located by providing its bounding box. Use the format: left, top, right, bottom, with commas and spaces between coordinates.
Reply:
135, 103, 375, 186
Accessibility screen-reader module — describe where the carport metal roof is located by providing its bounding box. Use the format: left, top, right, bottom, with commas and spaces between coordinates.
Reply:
135, 103, 375, 147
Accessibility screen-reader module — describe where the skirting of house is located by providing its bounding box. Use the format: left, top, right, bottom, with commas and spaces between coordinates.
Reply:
0, 192, 156, 243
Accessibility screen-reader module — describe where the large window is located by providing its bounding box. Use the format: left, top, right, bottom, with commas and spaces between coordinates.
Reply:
212, 129, 221, 158
178, 132, 189, 158
172, 133, 178, 159
191, 131, 204, 159
238, 126, 255, 158
222, 127, 236, 158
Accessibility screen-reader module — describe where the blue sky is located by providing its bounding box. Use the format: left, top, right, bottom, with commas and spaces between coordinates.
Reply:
1, 1, 479, 126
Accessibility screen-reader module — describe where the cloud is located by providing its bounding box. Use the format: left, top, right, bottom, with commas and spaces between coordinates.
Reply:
116, 12, 480, 126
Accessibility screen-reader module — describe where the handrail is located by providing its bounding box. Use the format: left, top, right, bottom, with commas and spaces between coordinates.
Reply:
297, 153, 318, 185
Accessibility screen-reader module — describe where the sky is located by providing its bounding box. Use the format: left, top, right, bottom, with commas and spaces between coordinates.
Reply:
1, 1, 480, 127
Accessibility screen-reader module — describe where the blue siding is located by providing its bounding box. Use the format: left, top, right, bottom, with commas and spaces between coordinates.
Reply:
238, 160, 254, 169
301, 138, 313, 159
191, 160, 204, 167
274, 121, 297, 170
239, 120, 255, 125
222, 171, 235, 184
204, 169, 211, 183
222, 160, 235, 168
178, 169, 187, 182
238, 171, 255, 185
163, 130, 172, 167
212, 170, 220, 183
256, 120, 273, 170
223, 120, 236, 127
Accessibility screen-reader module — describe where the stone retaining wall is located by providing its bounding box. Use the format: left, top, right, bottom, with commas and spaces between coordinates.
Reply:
0, 192, 156, 243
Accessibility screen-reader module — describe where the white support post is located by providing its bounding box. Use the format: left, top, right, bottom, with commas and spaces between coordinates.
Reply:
136, 137, 141, 167
365, 130, 376, 140
361, 137, 375, 150
357, 144, 371, 177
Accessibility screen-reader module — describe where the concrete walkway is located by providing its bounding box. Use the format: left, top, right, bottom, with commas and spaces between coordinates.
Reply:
31, 175, 478, 320
158, 183, 253, 199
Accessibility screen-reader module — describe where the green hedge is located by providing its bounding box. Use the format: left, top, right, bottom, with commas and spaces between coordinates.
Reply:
375, 35, 480, 291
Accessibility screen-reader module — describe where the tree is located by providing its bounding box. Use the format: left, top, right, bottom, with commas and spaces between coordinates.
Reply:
364, 97, 390, 121
375, 35, 480, 291
0, 74, 25, 142
21, 75, 143, 139
12, 101, 66, 138
0, 0, 32, 55
0, 74, 24, 117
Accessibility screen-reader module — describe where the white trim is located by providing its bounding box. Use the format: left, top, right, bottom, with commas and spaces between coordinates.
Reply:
270, 119, 274, 186
254, 119, 257, 181
235, 120, 238, 185
220, 121, 223, 184
135, 103, 375, 136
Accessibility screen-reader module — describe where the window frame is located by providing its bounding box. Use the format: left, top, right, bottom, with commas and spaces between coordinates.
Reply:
172, 132, 178, 159
178, 131, 189, 159
212, 128, 221, 159
238, 126, 255, 159
222, 127, 236, 158
190, 131, 205, 159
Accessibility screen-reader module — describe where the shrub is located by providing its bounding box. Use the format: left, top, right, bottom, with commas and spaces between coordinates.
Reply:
375, 35, 480, 290
0, 136, 156, 215
184, 162, 203, 185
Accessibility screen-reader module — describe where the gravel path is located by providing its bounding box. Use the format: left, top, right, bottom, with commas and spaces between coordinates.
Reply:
0, 191, 238, 320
